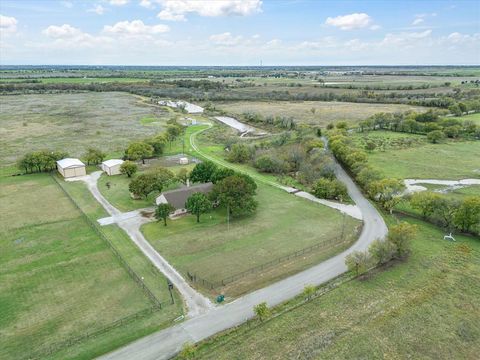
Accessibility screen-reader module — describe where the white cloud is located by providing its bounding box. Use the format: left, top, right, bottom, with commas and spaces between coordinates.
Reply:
157, 0, 262, 21
87, 5, 106, 15
103, 20, 170, 36
381, 29, 432, 46
108, 0, 129, 5
43, 24, 82, 38
209, 32, 243, 46
442, 32, 480, 45
0, 14, 18, 34
412, 18, 424, 25
139, 0, 155, 9
41, 24, 112, 49
325, 13, 372, 30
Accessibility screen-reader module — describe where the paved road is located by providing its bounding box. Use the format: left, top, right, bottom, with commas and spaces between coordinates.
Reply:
69, 172, 213, 317
98, 132, 388, 360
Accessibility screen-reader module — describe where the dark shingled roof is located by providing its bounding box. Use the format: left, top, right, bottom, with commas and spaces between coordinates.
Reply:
162, 182, 213, 209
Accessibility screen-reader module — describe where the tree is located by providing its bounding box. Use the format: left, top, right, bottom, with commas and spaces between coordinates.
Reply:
312, 178, 348, 201
453, 196, 480, 233
155, 203, 174, 226
83, 147, 106, 165
146, 134, 167, 156
253, 302, 271, 321
432, 196, 457, 230
120, 160, 137, 177
176, 168, 190, 185
410, 191, 441, 219
254, 155, 281, 173
302, 285, 316, 300
129, 174, 156, 199
345, 251, 373, 276
368, 178, 405, 213
388, 222, 417, 258
368, 239, 395, 265
211, 174, 258, 217
427, 130, 445, 144
150, 167, 175, 193
211, 167, 235, 183
356, 166, 382, 187
125, 142, 154, 164
186, 193, 212, 223
190, 161, 218, 183
227, 143, 253, 163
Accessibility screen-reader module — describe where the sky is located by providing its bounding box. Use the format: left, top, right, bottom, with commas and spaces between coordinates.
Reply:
0, 0, 479, 65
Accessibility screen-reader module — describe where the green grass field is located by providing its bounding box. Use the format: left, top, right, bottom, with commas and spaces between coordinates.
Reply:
0, 92, 169, 170
0, 174, 182, 360
445, 112, 480, 125
213, 100, 427, 126
352, 131, 480, 180
188, 217, 480, 359
142, 183, 361, 297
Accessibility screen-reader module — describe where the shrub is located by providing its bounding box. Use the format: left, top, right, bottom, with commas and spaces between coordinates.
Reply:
312, 178, 348, 201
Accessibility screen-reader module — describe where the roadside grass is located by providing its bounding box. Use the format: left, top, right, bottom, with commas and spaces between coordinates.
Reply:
0, 92, 168, 169
351, 131, 480, 179
213, 100, 427, 126
0, 174, 158, 359
142, 183, 361, 298
187, 217, 480, 360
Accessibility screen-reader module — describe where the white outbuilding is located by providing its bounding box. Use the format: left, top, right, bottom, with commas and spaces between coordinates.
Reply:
56, 158, 86, 178
179, 157, 189, 165
101, 159, 124, 176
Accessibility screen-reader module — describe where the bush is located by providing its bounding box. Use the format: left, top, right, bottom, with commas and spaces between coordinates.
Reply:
427, 130, 445, 143
369, 239, 396, 265
227, 143, 253, 163
312, 178, 348, 201
388, 222, 417, 258
254, 155, 281, 173
345, 251, 373, 276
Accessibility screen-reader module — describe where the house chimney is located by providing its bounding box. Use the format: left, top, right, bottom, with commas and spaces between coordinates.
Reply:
186, 179, 190, 187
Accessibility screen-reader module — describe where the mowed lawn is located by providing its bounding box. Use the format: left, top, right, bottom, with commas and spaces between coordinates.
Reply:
0, 174, 162, 359
213, 100, 427, 126
142, 183, 361, 297
190, 218, 480, 360
354, 132, 480, 180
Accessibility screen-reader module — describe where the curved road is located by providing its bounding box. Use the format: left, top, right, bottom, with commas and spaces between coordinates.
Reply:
99, 127, 387, 360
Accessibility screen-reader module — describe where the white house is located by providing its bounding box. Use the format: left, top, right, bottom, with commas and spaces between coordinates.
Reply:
156, 182, 213, 217
57, 158, 86, 178
101, 159, 124, 176
179, 157, 189, 165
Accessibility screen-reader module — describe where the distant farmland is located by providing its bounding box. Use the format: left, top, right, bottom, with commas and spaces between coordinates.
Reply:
213, 100, 428, 126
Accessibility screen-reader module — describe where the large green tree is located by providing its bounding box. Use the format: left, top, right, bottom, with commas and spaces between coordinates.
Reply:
388, 222, 417, 258
211, 174, 258, 217
186, 193, 212, 223
190, 161, 218, 183
125, 142, 154, 164
120, 161, 138, 177
453, 196, 480, 233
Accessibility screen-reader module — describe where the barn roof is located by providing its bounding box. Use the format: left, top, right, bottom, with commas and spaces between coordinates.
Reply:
57, 158, 85, 169
158, 183, 213, 209
102, 159, 124, 167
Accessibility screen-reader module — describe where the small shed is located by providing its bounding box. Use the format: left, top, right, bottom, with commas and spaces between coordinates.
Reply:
179, 157, 189, 165
101, 159, 124, 176
57, 158, 86, 178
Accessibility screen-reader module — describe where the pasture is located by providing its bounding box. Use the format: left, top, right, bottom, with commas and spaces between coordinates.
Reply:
142, 183, 361, 298
352, 131, 480, 180
0, 92, 169, 169
213, 100, 428, 126
0, 174, 182, 360
190, 218, 480, 360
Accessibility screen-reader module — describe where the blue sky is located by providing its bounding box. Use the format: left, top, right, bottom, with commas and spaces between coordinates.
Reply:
0, 0, 479, 65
